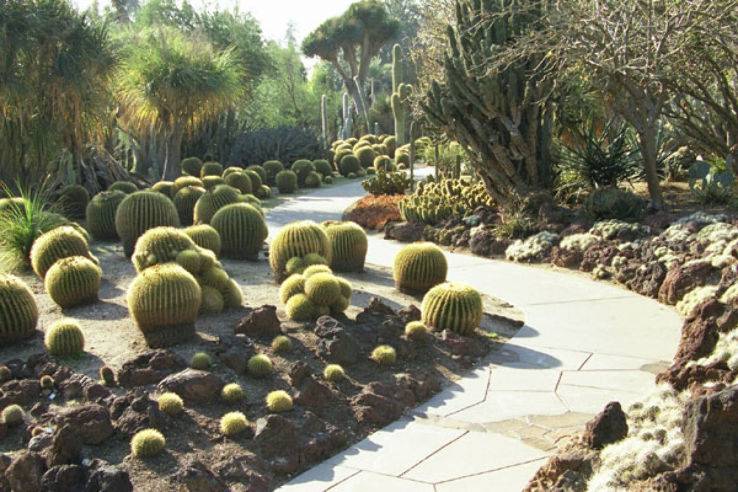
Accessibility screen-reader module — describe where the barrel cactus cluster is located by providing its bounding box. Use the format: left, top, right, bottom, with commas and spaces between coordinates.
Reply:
330, 134, 396, 178
322, 221, 367, 272
269, 220, 332, 281
0, 274, 39, 344
393, 242, 448, 293
421, 282, 483, 336
399, 178, 493, 226
280, 265, 352, 321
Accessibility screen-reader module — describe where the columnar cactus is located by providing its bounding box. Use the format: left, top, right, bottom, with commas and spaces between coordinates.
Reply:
184, 225, 222, 256
211, 203, 268, 260
276, 170, 298, 194
44, 319, 85, 356
224, 172, 253, 194
393, 242, 448, 293
86, 190, 126, 241
263, 161, 284, 186
31, 226, 93, 278
180, 157, 203, 177
45, 256, 102, 308
321, 94, 328, 148
127, 263, 202, 347
323, 221, 367, 272
173, 186, 206, 226
115, 191, 181, 257
193, 185, 240, 224
0, 274, 39, 343
421, 282, 483, 336
57, 184, 90, 219
269, 221, 332, 281
131, 227, 198, 272
391, 44, 412, 147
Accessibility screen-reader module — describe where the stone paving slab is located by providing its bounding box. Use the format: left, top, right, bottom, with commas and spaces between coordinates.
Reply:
434, 459, 548, 492
329, 471, 434, 492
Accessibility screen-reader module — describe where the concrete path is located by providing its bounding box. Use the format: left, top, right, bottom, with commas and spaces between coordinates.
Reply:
265, 177, 682, 492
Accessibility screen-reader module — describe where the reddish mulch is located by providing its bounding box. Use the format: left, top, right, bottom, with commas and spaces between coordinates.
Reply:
342, 194, 404, 230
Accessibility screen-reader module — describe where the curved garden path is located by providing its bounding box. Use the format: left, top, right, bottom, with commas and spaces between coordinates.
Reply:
265, 175, 682, 492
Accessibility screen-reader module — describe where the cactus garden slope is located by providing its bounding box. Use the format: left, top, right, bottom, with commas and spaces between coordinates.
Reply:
270, 171, 682, 492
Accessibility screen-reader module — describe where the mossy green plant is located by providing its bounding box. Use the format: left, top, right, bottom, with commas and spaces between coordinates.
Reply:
130, 429, 166, 458
0, 273, 39, 344
158, 392, 184, 416
115, 191, 180, 256
247, 354, 273, 378
265, 390, 293, 413
44, 319, 85, 357
421, 282, 483, 336
190, 352, 212, 370
45, 256, 101, 308
393, 242, 448, 294
221, 383, 245, 403
370, 345, 396, 366
323, 364, 345, 382
211, 203, 268, 260
323, 221, 367, 272
2, 404, 24, 426
86, 190, 126, 240
271, 335, 292, 353
220, 411, 249, 436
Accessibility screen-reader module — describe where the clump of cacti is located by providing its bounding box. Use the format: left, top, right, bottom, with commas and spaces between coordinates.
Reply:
221, 383, 245, 403
173, 176, 204, 195
158, 392, 184, 416
184, 224, 222, 256
201, 176, 225, 190
220, 411, 249, 437
30, 226, 94, 278
263, 161, 284, 185
285, 293, 319, 321
404, 321, 429, 341
247, 354, 273, 378
57, 184, 90, 219
193, 184, 240, 224
127, 263, 201, 347
181, 157, 203, 177
115, 191, 181, 256
421, 282, 483, 336
131, 429, 166, 458
354, 146, 376, 168
86, 190, 126, 240
0, 274, 39, 344
224, 172, 253, 194
266, 390, 293, 413
276, 170, 298, 194
45, 318, 85, 356
323, 221, 367, 272
2, 404, 24, 426
190, 352, 211, 370
100, 366, 116, 386
256, 184, 272, 199
279, 274, 306, 304
211, 203, 268, 260
201, 286, 224, 314
282, 267, 351, 321
373, 155, 395, 172
45, 256, 101, 308
246, 165, 266, 183
291, 160, 315, 187
313, 160, 333, 178
323, 364, 345, 382
109, 181, 138, 194
174, 186, 206, 226
201, 161, 224, 177
393, 242, 448, 293
285, 254, 328, 277
271, 335, 292, 353
269, 221, 332, 281
399, 178, 493, 226
371, 345, 397, 365
132, 227, 198, 273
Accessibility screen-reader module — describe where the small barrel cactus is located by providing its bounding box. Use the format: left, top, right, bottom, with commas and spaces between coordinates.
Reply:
45, 256, 101, 308
323, 221, 367, 272
172, 176, 204, 195
323, 364, 345, 382
285, 293, 317, 321
190, 352, 212, 370
221, 383, 245, 403
180, 156, 203, 177
57, 184, 90, 219
266, 390, 293, 413
131, 428, 166, 458
115, 191, 180, 256
109, 181, 138, 194
193, 184, 240, 224
371, 345, 396, 366
100, 366, 116, 386
313, 159, 333, 177
339, 154, 361, 176
131, 227, 198, 273
158, 392, 184, 416
184, 224, 222, 256
220, 411, 249, 437
0, 274, 39, 344
86, 190, 126, 240
247, 354, 273, 378
31, 226, 93, 278
421, 282, 483, 336
279, 274, 305, 304
304, 272, 341, 306
263, 160, 284, 185
40, 375, 54, 390
393, 242, 448, 294
224, 172, 252, 194
354, 146, 375, 168
45, 319, 85, 356
304, 171, 322, 188
404, 321, 429, 341
202, 176, 225, 190
211, 203, 268, 260
127, 263, 201, 347
291, 160, 315, 186
2, 404, 24, 426
247, 166, 266, 183
271, 335, 292, 353
275, 170, 297, 194
256, 185, 272, 199
200, 161, 224, 177
269, 221, 332, 281
200, 286, 224, 314
174, 186, 206, 226
222, 279, 243, 309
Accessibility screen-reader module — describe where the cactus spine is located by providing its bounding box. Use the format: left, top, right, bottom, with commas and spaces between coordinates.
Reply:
0, 274, 39, 343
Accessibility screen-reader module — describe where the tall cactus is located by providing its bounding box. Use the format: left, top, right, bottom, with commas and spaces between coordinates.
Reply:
391, 44, 412, 147
341, 92, 353, 140
422, 0, 553, 208
321, 95, 328, 149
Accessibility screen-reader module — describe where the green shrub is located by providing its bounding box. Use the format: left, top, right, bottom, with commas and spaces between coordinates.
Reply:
269, 221, 332, 281
30, 226, 93, 278
2, 404, 24, 426
193, 185, 240, 224
247, 354, 273, 377
115, 191, 180, 256
181, 157, 203, 177
263, 160, 284, 185
190, 352, 212, 370
265, 390, 293, 413
86, 190, 126, 240
184, 224, 221, 256
584, 187, 646, 221
211, 203, 268, 260
323, 221, 367, 272
304, 171, 322, 188
0, 274, 39, 344
421, 282, 482, 336
158, 392, 184, 416
45, 318, 85, 356
200, 161, 224, 177
221, 383, 245, 403
151, 181, 175, 198
313, 159, 333, 177
131, 429, 165, 458
370, 345, 396, 365
45, 256, 101, 308
224, 172, 252, 194
323, 364, 345, 382
393, 242, 448, 294
173, 186, 206, 226
339, 154, 361, 177
131, 226, 198, 272
109, 181, 138, 194
220, 411, 249, 436
57, 184, 90, 219
271, 335, 292, 353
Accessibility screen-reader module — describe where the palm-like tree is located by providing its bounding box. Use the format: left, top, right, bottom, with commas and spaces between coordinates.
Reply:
116, 27, 243, 180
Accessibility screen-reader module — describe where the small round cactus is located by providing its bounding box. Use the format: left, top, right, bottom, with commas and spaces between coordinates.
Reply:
323, 175, 334, 185
220, 411, 249, 437
339, 154, 361, 176
175, 249, 202, 275
285, 293, 317, 321
109, 181, 138, 194
201, 176, 225, 190
421, 282, 483, 336
323, 221, 367, 272
86, 190, 126, 240
405, 321, 429, 341
190, 352, 212, 370
256, 184, 272, 199
224, 171, 252, 194
302, 264, 331, 278
31, 226, 93, 278
304, 171, 322, 188
279, 274, 305, 304
45, 319, 85, 357
131, 226, 198, 273
180, 156, 203, 176
200, 161, 224, 177
115, 191, 181, 256
271, 335, 292, 353
40, 375, 54, 390
184, 224, 222, 256
313, 159, 333, 177
221, 383, 245, 403
222, 279, 243, 309
174, 186, 206, 226
266, 390, 293, 413
199, 267, 230, 292
354, 146, 375, 168
0, 274, 39, 344
45, 256, 101, 308
193, 184, 240, 224
100, 366, 116, 386
285, 257, 306, 276
158, 392, 184, 416
247, 354, 273, 378
244, 169, 263, 189
211, 203, 268, 260
269, 221, 332, 281
323, 364, 345, 382
371, 345, 396, 366
57, 184, 90, 219
173, 176, 204, 195
2, 404, 25, 426
275, 170, 297, 194
291, 160, 315, 186
131, 429, 166, 458
393, 242, 448, 294
304, 273, 341, 306
263, 160, 284, 185
200, 286, 225, 314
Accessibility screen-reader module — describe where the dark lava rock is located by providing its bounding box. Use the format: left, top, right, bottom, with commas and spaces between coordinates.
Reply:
315, 318, 360, 365
584, 402, 628, 450
157, 369, 224, 403
45, 424, 82, 467
211, 455, 272, 492
442, 330, 486, 357
175, 458, 228, 492
117, 350, 186, 388
214, 334, 255, 374
235, 305, 281, 338
470, 227, 510, 257
384, 221, 425, 243
85, 460, 133, 492
288, 362, 312, 388
253, 415, 299, 460
295, 376, 342, 410
58, 373, 111, 402
40, 464, 84, 492
580, 243, 618, 272
659, 260, 719, 305
351, 383, 405, 425
5, 451, 45, 492
523, 449, 596, 492
314, 316, 344, 338
550, 246, 583, 269
398, 305, 421, 324
626, 260, 667, 298
355, 298, 397, 323
112, 391, 166, 436
53, 404, 113, 445
0, 379, 41, 408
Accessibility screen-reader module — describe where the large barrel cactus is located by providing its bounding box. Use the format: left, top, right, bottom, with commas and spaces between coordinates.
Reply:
86, 190, 126, 241
393, 242, 448, 293
31, 226, 93, 278
132, 227, 198, 272
275, 170, 297, 194
151, 181, 175, 198
0, 274, 39, 343
421, 282, 483, 336
57, 184, 90, 219
211, 203, 268, 260
127, 263, 202, 347
193, 185, 240, 224
323, 221, 367, 272
173, 186, 206, 226
269, 221, 332, 281
115, 191, 181, 257
224, 172, 252, 195
45, 256, 102, 308
180, 157, 203, 177
184, 225, 222, 256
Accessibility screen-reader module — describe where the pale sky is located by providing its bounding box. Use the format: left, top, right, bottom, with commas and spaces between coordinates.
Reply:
72, 0, 356, 44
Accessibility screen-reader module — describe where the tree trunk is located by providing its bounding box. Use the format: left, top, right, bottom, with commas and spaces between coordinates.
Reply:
163, 124, 184, 181
638, 127, 665, 210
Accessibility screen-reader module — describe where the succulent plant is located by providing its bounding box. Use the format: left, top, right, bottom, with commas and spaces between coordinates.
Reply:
127, 263, 201, 347
115, 191, 181, 256
224, 172, 253, 194
304, 272, 341, 306
263, 161, 284, 185
200, 161, 224, 177
221, 383, 245, 403
200, 286, 224, 314
285, 293, 317, 321
222, 279, 243, 309
151, 181, 175, 198
0, 274, 39, 344
181, 157, 203, 177
173, 249, 201, 275
201, 176, 226, 190
279, 274, 305, 304
323, 221, 367, 272
86, 190, 126, 240
265, 390, 293, 413
173, 176, 204, 195
313, 159, 333, 177
271, 335, 292, 353
421, 282, 483, 336
304, 171, 322, 188
109, 181, 138, 194
199, 266, 230, 291
404, 321, 429, 341
31, 226, 93, 278
193, 185, 240, 224
246, 165, 266, 184
45, 319, 85, 356
354, 146, 376, 168
370, 345, 396, 365
220, 411, 249, 436
131, 429, 166, 458
190, 352, 212, 370
0, 365, 11, 383
291, 160, 316, 187
393, 242, 448, 294
131, 227, 198, 273
2, 404, 24, 426
40, 375, 54, 390
45, 256, 101, 308
339, 154, 361, 177
158, 392, 184, 416
57, 184, 90, 219
269, 221, 332, 281
276, 170, 298, 194
247, 354, 273, 378
323, 364, 345, 382
174, 186, 206, 226
100, 366, 116, 386
256, 185, 272, 199
184, 224, 222, 256
210, 203, 268, 260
